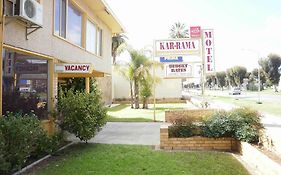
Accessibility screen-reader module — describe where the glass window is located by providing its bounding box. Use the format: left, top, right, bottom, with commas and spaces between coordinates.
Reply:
86, 20, 97, 54
97, 28, 102, 56
54, 0, 66, 37
2, 50, 49, 120
67, 2, 82, 46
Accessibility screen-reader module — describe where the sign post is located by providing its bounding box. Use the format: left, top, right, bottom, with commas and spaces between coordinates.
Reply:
0, 1, 4, 116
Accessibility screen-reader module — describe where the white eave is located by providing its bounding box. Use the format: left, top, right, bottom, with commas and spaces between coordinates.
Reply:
84, 0, 125, 34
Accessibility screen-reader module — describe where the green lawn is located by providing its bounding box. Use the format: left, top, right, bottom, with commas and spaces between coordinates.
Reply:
107, 103, 196, 122
210, 96, 281, 116
28, 144, 249, 175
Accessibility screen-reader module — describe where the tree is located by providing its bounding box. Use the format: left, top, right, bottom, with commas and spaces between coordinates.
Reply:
206, 74, 216, 89
226, 66, 247, 87
112, 34, 127, 64
140, 77, 152, 109
114, 64, 134, 108
169, 22, 189, 38
216, 71, 226, 91
129, 49, 154, 109
226, 68, 236, 87
259, 54, 281, 92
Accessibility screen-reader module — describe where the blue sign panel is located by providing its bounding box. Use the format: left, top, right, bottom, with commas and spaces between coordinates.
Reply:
160, 56, 183, 63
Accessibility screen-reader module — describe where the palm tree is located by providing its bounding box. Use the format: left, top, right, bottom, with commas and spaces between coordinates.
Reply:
114, 64, 134, 108
112, 34, 127, 64
169, 22, 189, 38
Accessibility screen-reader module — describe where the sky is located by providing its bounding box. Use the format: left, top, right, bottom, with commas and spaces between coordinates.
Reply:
105, 0, 281, 71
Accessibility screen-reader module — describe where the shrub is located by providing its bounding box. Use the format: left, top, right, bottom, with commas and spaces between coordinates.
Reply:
0, 113, 46, 173
202, 108, 263, 143
169, 117, 203, 138
0, 112, 63, 174
58, 82, 107, 142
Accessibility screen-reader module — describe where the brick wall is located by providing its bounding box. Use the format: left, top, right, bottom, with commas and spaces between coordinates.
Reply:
165, 109, 215, 123
160, 125, 238, 151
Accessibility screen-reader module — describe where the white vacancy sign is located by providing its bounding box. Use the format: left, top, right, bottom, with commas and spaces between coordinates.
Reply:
202, 29, 215, 73
165, 63, 193, 78
154, 39, 201, 57
55, 64, 91, 73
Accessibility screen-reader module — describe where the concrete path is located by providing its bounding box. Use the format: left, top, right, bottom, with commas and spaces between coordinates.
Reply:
67, 122, 163, 146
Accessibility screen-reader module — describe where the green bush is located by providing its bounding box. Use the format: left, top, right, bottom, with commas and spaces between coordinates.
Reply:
58, 87, 107, 142
0, 112, 63, 174
169, 108, 263, 143
202, 108, 263, 143
34, 132, 64, 157
169, 117, 203, 138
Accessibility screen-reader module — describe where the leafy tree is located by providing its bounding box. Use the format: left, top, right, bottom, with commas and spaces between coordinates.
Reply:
112, 34, 127, 64
259, 54, 281, 92
206, 74, 216, 89
216, 71, 226, 90
226, 66, 247, 87
169, 22, 189, 38
226, 68, 236, 87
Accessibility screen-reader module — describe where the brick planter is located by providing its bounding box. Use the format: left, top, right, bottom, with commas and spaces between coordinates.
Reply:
160, 125, 238, 151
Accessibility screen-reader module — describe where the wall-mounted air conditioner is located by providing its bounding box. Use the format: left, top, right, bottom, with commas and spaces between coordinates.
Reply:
14, 0, 43, 26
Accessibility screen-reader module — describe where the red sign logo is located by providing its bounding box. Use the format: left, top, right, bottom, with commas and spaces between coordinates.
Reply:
190, 26, 201, 38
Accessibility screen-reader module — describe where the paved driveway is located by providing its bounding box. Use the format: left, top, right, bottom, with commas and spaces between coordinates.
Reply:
67, 122, 163, 146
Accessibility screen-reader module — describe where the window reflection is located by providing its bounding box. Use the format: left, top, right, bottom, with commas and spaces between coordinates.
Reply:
2, 50, 49, 119
67, 2, 82, 46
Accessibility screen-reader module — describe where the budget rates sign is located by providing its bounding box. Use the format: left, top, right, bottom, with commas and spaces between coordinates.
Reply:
165, 63, 193, 78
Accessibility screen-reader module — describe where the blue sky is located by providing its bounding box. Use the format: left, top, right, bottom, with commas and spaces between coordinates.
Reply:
106, 0, 281, 71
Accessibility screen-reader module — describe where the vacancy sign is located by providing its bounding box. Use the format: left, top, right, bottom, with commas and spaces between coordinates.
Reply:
55, 64, 91, 73
202, 29, 215, 73
165, 63, 192, 78
154, 39, 201, 57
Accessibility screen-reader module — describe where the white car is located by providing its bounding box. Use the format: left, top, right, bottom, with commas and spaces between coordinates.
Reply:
229, 87, 241, 95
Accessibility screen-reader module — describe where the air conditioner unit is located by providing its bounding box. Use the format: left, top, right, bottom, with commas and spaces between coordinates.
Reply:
14, 0, 43, 26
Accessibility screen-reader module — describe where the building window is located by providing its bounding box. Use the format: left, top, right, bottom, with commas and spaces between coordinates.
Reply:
67, 2, 82, 46
86, 20, 97, 54
2, 50, 49, 120
97, 28, 103, 56
54, 0, 82, 46
54, 0, 66, 38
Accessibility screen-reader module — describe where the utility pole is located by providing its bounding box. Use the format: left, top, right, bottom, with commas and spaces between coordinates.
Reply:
0, 0, 4, 116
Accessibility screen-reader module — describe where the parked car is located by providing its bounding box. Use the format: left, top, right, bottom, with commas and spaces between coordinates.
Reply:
229, 87, 241, 95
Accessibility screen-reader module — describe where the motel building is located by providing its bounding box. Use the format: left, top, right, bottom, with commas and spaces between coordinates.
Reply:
0, 0, 124, 132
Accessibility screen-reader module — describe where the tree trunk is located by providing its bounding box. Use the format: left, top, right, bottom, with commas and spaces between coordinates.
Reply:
274, 84, 278, 92
142, 99, 146, 109
129, 81, 134, 108
134, 78, 139, 109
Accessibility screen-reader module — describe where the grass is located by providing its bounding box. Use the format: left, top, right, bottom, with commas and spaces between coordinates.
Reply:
28, 144, 249, 175
210, 96, 281, 116
107, 103, 196, 122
